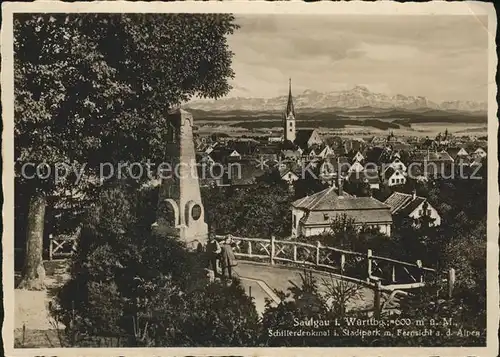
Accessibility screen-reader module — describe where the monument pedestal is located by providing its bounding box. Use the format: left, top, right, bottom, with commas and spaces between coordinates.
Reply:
152, 108, 208, 250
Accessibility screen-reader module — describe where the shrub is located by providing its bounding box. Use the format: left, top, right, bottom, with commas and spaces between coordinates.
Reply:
52, 182, 260, 347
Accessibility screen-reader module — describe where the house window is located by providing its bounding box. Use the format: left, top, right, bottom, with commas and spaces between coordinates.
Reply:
293, 214, 297, 227
419, 209, 423, 216
427, 209, 432, 216
290, 128, 292, 132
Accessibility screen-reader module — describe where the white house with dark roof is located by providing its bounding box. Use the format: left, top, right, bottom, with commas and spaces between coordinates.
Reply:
382, 157, 407, 174
307, 149, 318, 159
349, 161, 364, 173
353, 151, 365, 163
473, 147, 487, 158
229, 149, 241, 160
447, 147, 469, 162
279, 166, 300, 184
383, 167, 406, 187
457, 147, 469, 157
291, 185, 392, 238
384, 191, 441, 226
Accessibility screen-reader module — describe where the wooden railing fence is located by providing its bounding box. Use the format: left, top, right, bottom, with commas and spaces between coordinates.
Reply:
49, 234, 78, 260
218, 235, 445, 290
48, 233, 454, 293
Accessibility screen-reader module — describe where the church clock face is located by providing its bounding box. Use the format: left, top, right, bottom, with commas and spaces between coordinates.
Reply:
191, 204, 202, 221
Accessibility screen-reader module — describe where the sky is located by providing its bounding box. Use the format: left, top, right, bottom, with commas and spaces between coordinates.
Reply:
226, 15, 489, 103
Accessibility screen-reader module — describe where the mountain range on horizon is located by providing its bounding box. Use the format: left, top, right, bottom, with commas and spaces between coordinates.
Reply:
186, 85, 487, 113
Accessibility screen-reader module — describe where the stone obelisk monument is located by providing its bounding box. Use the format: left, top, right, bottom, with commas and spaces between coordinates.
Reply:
153, 108, 208, 249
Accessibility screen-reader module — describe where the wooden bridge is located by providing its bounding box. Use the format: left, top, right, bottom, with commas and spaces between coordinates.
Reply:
217, 235, 441, 291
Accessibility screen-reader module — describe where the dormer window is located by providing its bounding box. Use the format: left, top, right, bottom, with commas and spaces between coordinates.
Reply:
323, 213, 330, 220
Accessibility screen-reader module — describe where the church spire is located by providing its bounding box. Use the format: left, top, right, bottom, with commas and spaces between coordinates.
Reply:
286, 78, 295, 117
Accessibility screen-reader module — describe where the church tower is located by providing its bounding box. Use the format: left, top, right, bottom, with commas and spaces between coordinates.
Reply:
283, 78, 296, 143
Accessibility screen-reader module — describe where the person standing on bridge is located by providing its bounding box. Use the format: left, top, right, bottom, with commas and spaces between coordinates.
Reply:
206, 231, 222, 278
220, 235, 237, 281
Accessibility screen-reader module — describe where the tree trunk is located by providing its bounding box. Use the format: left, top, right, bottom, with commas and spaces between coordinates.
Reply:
18, 193, 46, 290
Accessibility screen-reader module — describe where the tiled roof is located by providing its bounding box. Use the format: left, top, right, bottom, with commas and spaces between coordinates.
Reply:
292, 186, 389, 212
295, 130, 315, 148
446, 147, 461, 160
383, 167, 405, 179
293, 187, 345, 210
278, 165, 300, 178
398, 197, 426, 216
384, 192, 412, 213
384, 192, 427, 216
301, 209, 392, 226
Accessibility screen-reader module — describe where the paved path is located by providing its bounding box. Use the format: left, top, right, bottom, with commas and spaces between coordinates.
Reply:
234, 261, 375, 312
15, 261, 69, 330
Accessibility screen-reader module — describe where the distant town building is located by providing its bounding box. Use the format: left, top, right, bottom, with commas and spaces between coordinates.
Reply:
228, 149, 241, 160
279, 167, 300, 184
446, 147, 470, 165
353, 151, 365, 163
281, 149, 302, 162
291, 182, 392, 238
382, 157, 407, 174
473, 147, 487, 158
295, 129, 323, 149
384, 191, 441, 227
383, 167, 406, 187
349, 161, 364, 173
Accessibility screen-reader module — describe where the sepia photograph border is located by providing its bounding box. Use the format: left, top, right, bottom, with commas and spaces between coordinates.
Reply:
1, 1, 498, 356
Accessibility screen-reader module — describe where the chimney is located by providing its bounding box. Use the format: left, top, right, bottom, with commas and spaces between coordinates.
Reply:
412, 189, 417, 200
